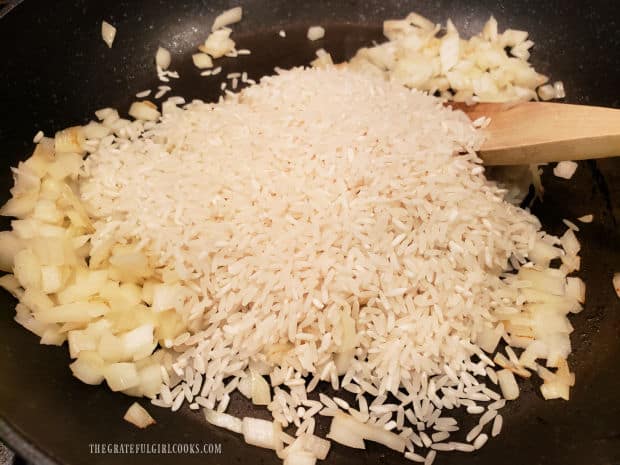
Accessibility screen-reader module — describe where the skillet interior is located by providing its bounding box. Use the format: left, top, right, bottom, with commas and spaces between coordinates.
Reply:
0, 1, 619, 464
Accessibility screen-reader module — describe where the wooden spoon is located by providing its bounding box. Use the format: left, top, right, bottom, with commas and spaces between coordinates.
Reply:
452, 101, 620, 165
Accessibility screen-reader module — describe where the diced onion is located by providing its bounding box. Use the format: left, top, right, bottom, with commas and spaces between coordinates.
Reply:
205, 409, 243, 434
553, 80, 566, 99
304, 435, 331, 460
192, 53, 213, 69
553, 161, 578, 180
200, 29, 235, 58
55, 126, 85, 155
238, 375, 252, 399
121, 323, 155, 361
560, 229, 581, 257
101, 21, 116, 48
283, 451, 316, 465
128, 101, 161, 122
211, 7, 243, 31
519, 267, 566, 296
124, 402, 156, 428
242, 417, 281, 450
327, 412, 405, 452
537, 84, 555, 101
497, 368, 520, 400
155, 47, 172, 70
70, 351, 105, 385
104, 362, 140, 392
251, 369, 272, 405
307, 26, 325, 41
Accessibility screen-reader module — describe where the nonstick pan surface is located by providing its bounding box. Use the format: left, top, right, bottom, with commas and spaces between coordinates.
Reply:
0, 1, 619, 464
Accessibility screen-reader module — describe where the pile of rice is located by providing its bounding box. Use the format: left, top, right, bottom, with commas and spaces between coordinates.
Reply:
76, 66, 572, 459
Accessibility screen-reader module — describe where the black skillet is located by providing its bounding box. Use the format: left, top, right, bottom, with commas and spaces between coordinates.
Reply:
0, 1, 619, 464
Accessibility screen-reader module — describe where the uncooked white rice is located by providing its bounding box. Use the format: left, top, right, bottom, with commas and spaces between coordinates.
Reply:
60, 64, 583, 463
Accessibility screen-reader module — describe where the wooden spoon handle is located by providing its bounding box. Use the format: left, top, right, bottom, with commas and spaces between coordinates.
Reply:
456, 102, 620, 165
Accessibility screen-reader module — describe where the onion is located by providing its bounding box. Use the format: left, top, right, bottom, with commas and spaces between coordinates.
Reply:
0, 231, 23, 272
553, 80, 566, 99
565, 277, 586, 304
121, 323, 155, 361
70, 351, 105, 385
303, 435, 331, 460
537, 84, 555, 101
68, 329, 97, 358
250, 369, 271, 405
553, 161, 578, 180
55, 126, 85, 155
283, 451, 316, 465
128, 101, 161, 122
137, 361, 162, 398
200, 29, 235, 58
540, 380, 569, 400
204, 409, 243, 434
35, 302, 109, 324
238, 375, 252, 399
211, 7, 243, 31
307, 26, 325, 41
560, 229, 580, 257
326, 414, 365, 449
101, 21, 116, 48
440, 26, 459, 73
528, 240, 562, 267
155, 47, 171, 70
310, 49, 334, 69
519, 267, 566, 296
104, 362, 140, 392
497, 368, 520, 400
242, 417, 281, 449
327, 412, 405, 452
477, 324, 503, 354
192, 53, 213, 69
482, 16, 498, 42
124, 402, 156, 428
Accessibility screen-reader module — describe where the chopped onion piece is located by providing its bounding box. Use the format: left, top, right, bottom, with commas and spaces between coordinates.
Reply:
326, 414, 365, 449
124, 402, 156, 428
101, 21, 116, 48
553, 80, 566, 99
304, 435, 331, 460
519, 267, 566, 296
560, 229, 581, 257
205, 409, 243, 434
55, 126, 85, 155
283, 451, 316, 465
201, 29, 235, 58
565, 277, 586, 304
528, 240, 562, 267
251, 369, 271, 405
577, 214, 593, 223
212, 7, 243, 31
477, 324, 503, 353
242, 417, 281, 450
70, 351, 105, 385
553, 161, 578, 180
192, 53, 213, 69
307, 26, 325, 41
155, 47, 171, 70
104, 362, 140, 392
128, 101, 161, 122
327, 412, 405, 452
497, 368, 520, 400
537, 84, 555, 101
